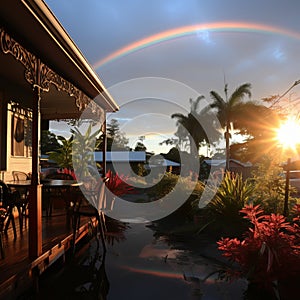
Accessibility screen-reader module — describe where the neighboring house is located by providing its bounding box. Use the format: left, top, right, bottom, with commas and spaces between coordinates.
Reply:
94, 151, 146, 175
203, 159, 253, 179
0, 0, 118, 260
147, 155, 181, 174
283, 170, 300, 195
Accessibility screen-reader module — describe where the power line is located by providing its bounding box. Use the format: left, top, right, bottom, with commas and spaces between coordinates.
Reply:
270, 79, 300, 108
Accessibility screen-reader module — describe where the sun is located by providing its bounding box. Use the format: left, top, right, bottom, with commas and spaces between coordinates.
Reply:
276, 117, 300, 150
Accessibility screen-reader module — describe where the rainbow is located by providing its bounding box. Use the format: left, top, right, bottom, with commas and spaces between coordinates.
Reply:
120, 265, 216, 284
122, 265, 183, 279
93, 21, 300, 69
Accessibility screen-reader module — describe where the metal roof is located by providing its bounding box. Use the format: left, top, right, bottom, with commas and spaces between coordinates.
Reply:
94, 151, 146, 162
204, 159, 252, 167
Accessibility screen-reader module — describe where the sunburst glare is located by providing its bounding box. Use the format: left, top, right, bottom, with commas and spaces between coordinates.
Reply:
276, 117, 300, 150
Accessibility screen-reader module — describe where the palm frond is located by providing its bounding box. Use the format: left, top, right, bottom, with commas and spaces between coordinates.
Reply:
171, 113, 186, 119
228, 83, 252, 106
171, 113, 189, 127
209, 91, 225, 108
191, 95, 205, 113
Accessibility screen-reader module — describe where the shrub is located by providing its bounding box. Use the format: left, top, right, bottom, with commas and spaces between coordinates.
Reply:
146, 172, 179, 200
217, 204, 300, 295
250, 155, 298, 214
204, 171, 254, 235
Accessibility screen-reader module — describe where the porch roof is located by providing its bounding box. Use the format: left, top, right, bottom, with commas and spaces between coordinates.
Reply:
0, 0, 119, 117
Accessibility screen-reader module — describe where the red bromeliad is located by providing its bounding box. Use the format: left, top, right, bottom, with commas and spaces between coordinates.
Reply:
217, 204, 300, 287
57, 168, 76, 179
104, 170, 136, 197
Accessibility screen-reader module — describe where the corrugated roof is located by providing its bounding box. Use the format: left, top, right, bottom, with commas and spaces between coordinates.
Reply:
148, 158, 180, 167
94, 151, 146, 162
204, 159, 252, 167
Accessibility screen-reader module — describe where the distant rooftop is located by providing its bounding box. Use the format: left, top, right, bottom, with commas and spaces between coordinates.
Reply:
148, 156, 180, 167
204, 159, 252, 167
94, 151, 146, 162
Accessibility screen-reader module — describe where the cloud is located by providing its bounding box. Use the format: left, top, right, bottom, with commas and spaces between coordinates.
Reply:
45, 0, 300, 154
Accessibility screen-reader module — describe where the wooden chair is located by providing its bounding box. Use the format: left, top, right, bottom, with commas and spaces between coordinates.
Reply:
71, 179, 108, 254
12, 171, 30, 181
0, 180, 22, 239
11, 171, 30, 230
43, 172, 75, 217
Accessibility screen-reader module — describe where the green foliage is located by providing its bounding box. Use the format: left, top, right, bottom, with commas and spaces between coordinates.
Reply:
147, 172, 179, 199
71, 125, 101, 178
163, 147, 180, 163
209, 83, 252, 169
147, 172, 203, 200
130, 162, 148, 177
207, 171, 254, 217
106, 119, 129, 151
47, 124, 101, 178
230, 103, 281, 163
205, 171, 254, 234
134, 142, 147, 152
173, 179, 205, 220
250, 155, 298, 214
210, 83, 252, 128
47, 135, 74, 169
148, 173, 205, 223
41, 130, 60, 155
171, 96, 220, 157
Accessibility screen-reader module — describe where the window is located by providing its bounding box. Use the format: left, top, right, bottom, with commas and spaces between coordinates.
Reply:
0, 99, 7, 170
10, 105, 32, 157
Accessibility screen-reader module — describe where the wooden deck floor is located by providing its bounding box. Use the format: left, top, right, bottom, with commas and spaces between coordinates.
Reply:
0, 208, 96, 299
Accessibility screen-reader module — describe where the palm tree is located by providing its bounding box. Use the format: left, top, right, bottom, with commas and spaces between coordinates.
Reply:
171, 96, 219, 158
210, 83, 252, 170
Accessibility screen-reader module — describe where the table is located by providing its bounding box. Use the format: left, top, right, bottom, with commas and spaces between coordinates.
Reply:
6, 179, 81, 188
7, 180, 82, 221
41, 180, 82, 222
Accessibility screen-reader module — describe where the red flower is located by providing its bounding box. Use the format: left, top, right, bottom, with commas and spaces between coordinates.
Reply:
57, 168, 76, 179
104, 170, 136, 197
217, 204, 300, 285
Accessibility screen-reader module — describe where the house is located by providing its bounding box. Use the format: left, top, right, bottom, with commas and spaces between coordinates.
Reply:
94, 151, 146, 175
203, 159, 253, 179
0, 0, 118, 295
146, 154, 181, 174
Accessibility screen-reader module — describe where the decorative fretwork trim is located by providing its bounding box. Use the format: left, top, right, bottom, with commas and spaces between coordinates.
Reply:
0, 28, 103, 119
8, 101, 33, 119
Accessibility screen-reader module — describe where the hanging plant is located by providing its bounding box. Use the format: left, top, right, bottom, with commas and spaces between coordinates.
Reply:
14, 116, 24, 143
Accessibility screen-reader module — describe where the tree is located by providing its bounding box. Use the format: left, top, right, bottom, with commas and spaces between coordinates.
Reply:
171, 96, 219, 158
134, 141, 147, 152
229, 103, 281, 163
163, 147, 181, 163
98, 119, 129, 151
250, 154, 291, 214
159, 127, 189, 151
41, 130, 60, 155
210, 83, 252, 170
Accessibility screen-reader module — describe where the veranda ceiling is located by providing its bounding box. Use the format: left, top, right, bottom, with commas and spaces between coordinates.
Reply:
0, 0, 119, 120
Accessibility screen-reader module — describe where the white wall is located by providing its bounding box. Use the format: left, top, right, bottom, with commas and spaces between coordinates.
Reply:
3, 108, 32, 181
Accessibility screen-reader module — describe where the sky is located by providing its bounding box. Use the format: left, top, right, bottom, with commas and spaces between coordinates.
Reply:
45, 0, 300, 155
